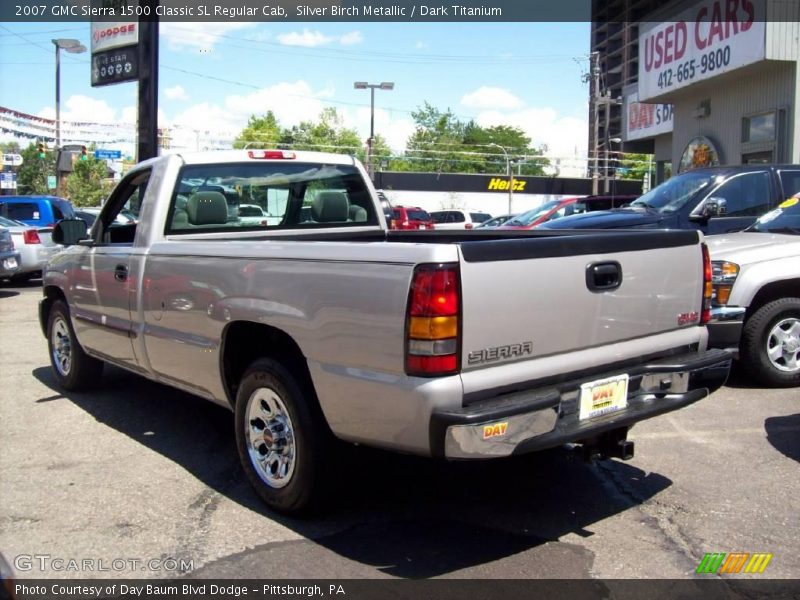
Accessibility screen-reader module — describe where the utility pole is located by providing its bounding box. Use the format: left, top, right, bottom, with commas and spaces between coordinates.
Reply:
591, 51, 600, 194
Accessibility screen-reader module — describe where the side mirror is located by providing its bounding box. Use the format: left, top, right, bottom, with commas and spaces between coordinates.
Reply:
704, 197, 727, 218
52, 219, 89, 246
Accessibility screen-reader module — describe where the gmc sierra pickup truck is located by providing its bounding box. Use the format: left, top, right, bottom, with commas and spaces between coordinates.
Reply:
41, 150, 731, 514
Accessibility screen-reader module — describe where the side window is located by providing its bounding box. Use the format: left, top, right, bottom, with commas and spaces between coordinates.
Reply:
6, 202, 39, 221
451, 212, 465, 223
779, 170, 800, 198
96, 170, 151, 245
51, 203, 65, 221
707, 172, 771, 217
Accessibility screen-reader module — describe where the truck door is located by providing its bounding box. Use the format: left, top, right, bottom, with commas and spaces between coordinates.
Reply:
692, 170, 774, 235
70, 170, 151, 368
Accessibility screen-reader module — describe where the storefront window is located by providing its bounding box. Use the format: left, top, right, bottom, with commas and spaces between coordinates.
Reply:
742, 112, 776, 143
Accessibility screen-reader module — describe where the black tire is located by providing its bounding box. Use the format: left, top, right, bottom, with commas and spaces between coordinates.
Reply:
46, 300, 104, 391
740, 298, 800, 387
234, 358, 334, 514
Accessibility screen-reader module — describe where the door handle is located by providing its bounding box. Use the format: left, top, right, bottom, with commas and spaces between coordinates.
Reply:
114, 264, 128, 282
586, 261, 622, 292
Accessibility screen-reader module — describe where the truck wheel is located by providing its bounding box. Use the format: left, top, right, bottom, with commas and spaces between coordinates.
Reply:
47, 300, 104, 391
234, 358, 332, 514
741, 298, 800, 387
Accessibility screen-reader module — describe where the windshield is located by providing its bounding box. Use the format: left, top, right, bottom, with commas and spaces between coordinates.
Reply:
505, 200, 563, 226
631, 172, 718, 213
751, 197, 800, 234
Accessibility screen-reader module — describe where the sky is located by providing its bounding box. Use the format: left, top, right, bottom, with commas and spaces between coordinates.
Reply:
0, 21, 591, 160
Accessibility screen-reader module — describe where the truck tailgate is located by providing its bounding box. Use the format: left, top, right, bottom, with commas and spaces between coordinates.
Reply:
458, 231, 704, 372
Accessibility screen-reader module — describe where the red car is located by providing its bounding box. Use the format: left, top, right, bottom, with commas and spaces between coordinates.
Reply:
500, 195, 638, 230
390, 206, 435, 230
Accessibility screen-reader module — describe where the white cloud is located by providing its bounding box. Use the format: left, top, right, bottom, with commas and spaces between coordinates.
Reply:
165, 85, 189, 102
277, 29, 364, 47
461, 86, 524, 110
160, 22, 256, 51
277, 29, 332, 47
472, 107, 587, 158
348, 108, 414, 154
339, 31, 363, 46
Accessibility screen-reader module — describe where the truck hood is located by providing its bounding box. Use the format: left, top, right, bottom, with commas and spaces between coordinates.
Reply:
537, 207, 663, 229
706, 232, 800, 266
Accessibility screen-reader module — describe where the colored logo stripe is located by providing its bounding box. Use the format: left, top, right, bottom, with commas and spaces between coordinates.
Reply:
697, 553, 726, 573
697, 552, 773, 574
744, 553, 773, 574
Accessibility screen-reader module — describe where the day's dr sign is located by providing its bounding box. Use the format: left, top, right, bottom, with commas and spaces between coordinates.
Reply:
638, 0, 765, 101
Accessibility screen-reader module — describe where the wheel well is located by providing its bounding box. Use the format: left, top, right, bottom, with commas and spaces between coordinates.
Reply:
40, 286, 67, 335
746, 280, 800, 320
221, 321, 314, 408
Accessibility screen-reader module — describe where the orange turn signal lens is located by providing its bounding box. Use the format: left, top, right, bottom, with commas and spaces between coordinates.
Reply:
409, 316, 458, 340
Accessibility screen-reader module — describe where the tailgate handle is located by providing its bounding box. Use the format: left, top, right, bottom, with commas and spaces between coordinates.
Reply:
586, 261, 622, 292
114, 264, 128, 282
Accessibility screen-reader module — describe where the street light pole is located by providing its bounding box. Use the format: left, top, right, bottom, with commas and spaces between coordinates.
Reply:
354, 81, 394, 180
488, 143, 512, 214
52, 39, 86, 151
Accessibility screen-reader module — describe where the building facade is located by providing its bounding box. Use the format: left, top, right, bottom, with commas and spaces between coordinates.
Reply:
591, 0, 800, 184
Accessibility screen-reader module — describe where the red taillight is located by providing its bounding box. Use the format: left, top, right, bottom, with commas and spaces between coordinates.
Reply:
406, 264, 460, 376
23, 229, 41, 244
247, 150, 296, 159
701, 243, 712, 324
465, 223, 473, 230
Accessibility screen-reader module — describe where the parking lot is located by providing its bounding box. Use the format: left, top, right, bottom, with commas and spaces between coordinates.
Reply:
1, 279, 798, 581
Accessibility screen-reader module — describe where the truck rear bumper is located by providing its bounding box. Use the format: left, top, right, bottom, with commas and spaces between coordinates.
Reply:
430, 349, 731, 459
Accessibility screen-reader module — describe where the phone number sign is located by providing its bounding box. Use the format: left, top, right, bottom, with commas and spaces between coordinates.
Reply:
638, 0, 766, 101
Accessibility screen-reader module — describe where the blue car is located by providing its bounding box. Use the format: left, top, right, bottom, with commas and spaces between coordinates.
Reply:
0, 195, 76, 228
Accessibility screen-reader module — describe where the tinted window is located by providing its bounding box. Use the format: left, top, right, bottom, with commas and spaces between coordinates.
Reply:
51, 203, 65, 220
407, 209, 430, 221
431, 212, 447, 223
5, 202, 40, 221
779, 170, 800, 198
707, 171, 771, 217
752, 197, 800, 233
632, 171, 717, 213
450, 212, 465, 223
470, 213, 491, 223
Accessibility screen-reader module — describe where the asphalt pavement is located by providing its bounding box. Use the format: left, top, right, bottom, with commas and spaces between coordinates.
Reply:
1, 279, 798, 583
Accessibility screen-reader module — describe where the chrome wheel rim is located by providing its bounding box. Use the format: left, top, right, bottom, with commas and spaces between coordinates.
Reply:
51, 316, 72, 376
766, 317, 800, 373
245, 388, 296, 489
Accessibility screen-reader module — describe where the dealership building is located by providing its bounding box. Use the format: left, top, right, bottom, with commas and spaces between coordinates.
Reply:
591, 0, 800, 184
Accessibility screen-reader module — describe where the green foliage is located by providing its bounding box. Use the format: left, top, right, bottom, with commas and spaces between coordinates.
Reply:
232, 103, 551, 176
14, 143, 57, 195
65, 157, 114, 207
618, 153, 654, 181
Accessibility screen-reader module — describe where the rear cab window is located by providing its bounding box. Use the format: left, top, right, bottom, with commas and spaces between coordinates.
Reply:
166, 162, 378, 233
5, 202, 40, 222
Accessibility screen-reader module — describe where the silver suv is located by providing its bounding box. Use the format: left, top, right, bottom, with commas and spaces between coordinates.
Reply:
430, 209, 492, 230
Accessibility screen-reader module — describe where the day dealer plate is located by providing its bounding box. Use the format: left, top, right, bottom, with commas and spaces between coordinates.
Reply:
579, 373, 629, 421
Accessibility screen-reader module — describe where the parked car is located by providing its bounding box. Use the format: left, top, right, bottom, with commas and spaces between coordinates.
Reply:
0, 195, 76, 228
0, 227, 20, 280
707, 195, 800, 387
41, 149, 730, 515
76, 207, 137, 228
501, 195, 637, 230
476, 213, 519, 228
390, 206, 435, 230
0, 216, 59, 281
538, 165, 800, 234
430, 209, 492, 230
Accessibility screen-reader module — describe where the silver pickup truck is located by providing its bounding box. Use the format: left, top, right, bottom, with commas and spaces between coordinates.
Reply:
41, 150, 731, 514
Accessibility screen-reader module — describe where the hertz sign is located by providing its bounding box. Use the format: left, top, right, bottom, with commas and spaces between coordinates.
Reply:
487, 178, 527, 192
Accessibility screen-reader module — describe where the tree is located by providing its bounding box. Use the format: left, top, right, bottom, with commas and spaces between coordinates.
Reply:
618, 153, 654, 181
64, 157, 114, 207
15, 142, 57, 195
233, 111, 282, 149
283, 107, 362, 155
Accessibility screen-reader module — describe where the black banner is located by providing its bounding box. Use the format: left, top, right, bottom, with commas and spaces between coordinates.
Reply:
7, 579, 800, 600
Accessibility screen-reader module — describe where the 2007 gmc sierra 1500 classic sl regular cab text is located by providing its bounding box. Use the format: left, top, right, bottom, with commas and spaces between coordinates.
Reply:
40, 150, 731, 514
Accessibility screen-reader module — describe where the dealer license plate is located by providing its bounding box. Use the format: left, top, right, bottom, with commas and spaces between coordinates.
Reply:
3, 257, 17, 270
579, 374, 629, 420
